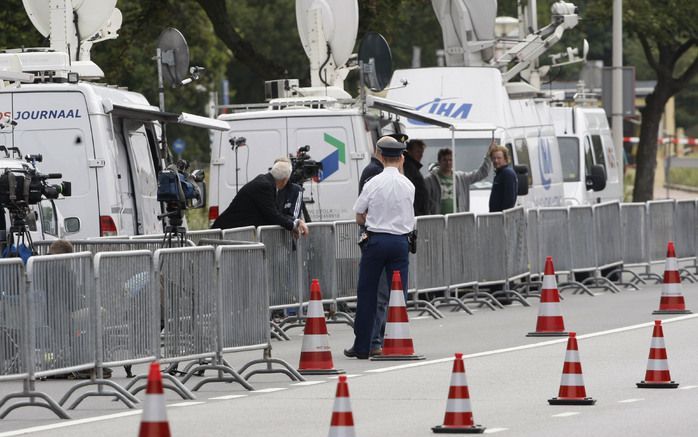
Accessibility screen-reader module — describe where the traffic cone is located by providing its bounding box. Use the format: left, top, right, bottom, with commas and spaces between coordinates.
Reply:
527, 257, 568, 337
653, 242, 692, 315
328, 375, 356, 437
432, 353, 486, 434
548, 332, 595, 405
637, 320, 679, 388
371, 270, 425, 361
298, 279, 344, 375
138, 362, 171, 437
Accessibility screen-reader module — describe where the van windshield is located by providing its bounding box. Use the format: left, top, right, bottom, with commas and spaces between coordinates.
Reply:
419, 138, 494, 190
558, 137, 580, 182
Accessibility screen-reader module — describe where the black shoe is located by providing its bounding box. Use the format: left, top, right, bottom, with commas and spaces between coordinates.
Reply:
343, 348, 369, 359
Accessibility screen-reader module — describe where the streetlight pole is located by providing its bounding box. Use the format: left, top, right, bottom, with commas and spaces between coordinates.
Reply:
612, 0, 624, 197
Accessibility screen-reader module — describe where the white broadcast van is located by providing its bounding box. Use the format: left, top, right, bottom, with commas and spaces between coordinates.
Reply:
0, 0, 227, 238
550, 104, 622, 204
385, 67, 564, 213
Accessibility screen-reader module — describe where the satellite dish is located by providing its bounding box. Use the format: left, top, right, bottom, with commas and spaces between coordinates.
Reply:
23, 0, 118, 39
358, 32, 392, 92
296, 0, 358, 68
157, 28, 190, 87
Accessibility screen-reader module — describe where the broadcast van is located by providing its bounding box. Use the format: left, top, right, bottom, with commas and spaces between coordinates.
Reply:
0, 0, 227, 238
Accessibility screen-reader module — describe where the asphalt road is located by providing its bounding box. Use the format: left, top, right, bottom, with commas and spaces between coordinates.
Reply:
1, 275, 698, 436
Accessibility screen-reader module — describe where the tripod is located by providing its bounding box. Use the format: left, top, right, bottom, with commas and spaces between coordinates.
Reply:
158, 203, 187, 248
3, 206, 36, 258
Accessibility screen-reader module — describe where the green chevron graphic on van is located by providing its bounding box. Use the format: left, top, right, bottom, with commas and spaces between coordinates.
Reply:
324, 133, 346, 163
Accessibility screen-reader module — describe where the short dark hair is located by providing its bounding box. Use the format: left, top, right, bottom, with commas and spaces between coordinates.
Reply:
48, 239, 74, 254
437, 148, 452, 161
406, 139, 425, 150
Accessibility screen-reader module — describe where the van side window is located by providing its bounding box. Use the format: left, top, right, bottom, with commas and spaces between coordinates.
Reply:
584, 136, 594, 176
558, 137, 580, 182
38, 200, 58, 236
514, 138, 533, 186
591, 135, 606, 169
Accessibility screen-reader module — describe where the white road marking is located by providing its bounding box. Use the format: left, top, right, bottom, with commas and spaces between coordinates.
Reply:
251, 387, 288, 393
411, 316, 432, 320
0, 411, 142, 436
209, 394, 248, 400
552, 412, 580, 418
291, 381, 327, 386
484, 427, 509, 433
328, 374, 362, 379
169, 401, 205, 407
365, 313, 698, 374
617, 398, 644, 403
678, 385, 698, 390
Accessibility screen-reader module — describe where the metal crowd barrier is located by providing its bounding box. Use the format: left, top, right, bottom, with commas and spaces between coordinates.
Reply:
333, 220, 361, 304
442, 213, 495, 311
647, 200, 675, 272
186, 229, 222, 245
60, 251, 155, 409
504, 207, 529, 283
124, 247, 218, 398
222, 225, 257, 242
257, 226, 304, 336
182, 244, 302, 390
0, 259, 65, 418
301, 223, 352, 325
34, 239, 171, 255
406, 216, 446, 318
672, 200, 697, 281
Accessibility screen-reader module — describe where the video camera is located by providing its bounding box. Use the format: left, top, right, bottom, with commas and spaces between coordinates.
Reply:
289, 145, 323, 185
156, 159, 204, 209
0, 149, 71, 208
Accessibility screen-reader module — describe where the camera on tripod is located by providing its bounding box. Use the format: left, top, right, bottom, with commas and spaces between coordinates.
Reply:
156, 159, 204, 209
289, 145, 323, 184
0, 147, 71, 258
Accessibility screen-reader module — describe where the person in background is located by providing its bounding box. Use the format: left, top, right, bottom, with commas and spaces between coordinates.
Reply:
488, 145, 518, 212
403, 139, 429, 216
345, 137, 415, 359
425, 143, 495, 214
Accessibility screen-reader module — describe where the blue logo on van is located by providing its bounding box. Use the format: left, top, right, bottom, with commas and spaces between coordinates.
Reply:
407, 98, 472, 125
538, 138, 553, 190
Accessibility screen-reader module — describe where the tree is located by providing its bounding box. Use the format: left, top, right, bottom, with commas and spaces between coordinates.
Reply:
590, 0, 698, 201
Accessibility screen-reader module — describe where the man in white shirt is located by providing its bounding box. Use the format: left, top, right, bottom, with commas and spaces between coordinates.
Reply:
344, 137, 416, 359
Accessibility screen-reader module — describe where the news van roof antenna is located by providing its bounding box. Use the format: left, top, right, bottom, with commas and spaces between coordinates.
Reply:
22, 0, 121, 79
358, 32, 392, 92
157, 28, 191, 91
295, 0, 358, 96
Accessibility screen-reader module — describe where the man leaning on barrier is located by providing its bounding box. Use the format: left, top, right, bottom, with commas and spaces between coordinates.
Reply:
211, 157, 309, 238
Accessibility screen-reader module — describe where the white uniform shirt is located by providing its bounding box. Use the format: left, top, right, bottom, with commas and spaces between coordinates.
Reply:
353, 167, 415, 235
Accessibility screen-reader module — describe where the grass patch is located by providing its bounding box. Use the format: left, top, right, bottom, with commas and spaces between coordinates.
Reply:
668, 167, 698, 188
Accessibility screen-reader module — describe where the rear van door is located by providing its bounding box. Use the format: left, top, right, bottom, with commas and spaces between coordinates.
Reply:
11, 91, 100, 237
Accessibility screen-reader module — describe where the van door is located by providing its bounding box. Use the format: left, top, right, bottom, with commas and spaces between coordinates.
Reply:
287, 116, 355, 221
11, 91, 100, 237
218, 117, 288, 213
121, 120, 161, 234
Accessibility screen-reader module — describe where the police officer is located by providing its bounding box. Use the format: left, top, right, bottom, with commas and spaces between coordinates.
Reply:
344, 137, 415, 359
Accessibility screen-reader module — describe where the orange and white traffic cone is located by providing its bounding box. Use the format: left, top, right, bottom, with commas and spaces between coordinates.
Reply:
328, 375, 356, 437
432, 353, 485, 434
298, 279, 344, 375
138, 362, 171, 437
371, 270, 424, 361
548, 332, 595, 405
653, 242, 692, 315
637, 320, 679, 388
528, 257, 568, 337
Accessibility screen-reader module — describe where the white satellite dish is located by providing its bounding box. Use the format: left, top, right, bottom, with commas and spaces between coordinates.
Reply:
23, 0, 117, 40
296, 0, 358, 87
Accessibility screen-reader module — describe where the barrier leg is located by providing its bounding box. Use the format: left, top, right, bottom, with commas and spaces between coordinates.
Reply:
0, 380, 69, 419
238, 346, 305, 382
405, 298, 444, 319
270, 321, 291, 341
